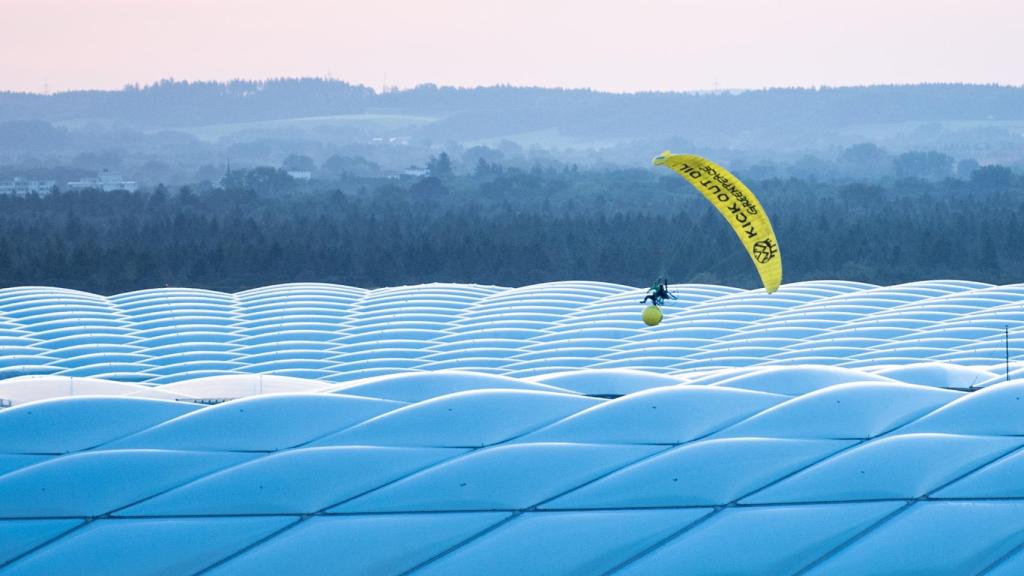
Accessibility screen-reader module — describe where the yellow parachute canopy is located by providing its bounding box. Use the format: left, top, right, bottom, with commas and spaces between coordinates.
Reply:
653, 152, 782, 293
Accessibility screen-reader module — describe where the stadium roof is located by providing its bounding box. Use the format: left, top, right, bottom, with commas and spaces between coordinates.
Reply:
1, 280, 1023, 574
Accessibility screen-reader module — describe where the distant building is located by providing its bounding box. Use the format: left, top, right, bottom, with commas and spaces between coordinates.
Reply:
286, 170, 312, 181
0, 177, 56, 195
401, 166, 429, 178
67, 171, 138, 192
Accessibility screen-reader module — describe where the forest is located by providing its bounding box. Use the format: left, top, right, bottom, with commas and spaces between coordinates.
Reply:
0, 165, 1020, 294
5, 80, 1024, 133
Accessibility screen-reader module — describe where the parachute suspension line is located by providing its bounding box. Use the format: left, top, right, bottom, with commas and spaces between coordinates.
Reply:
656, 209, 702, 281
1007, 325, 1011, 382
657, 225, 689, 280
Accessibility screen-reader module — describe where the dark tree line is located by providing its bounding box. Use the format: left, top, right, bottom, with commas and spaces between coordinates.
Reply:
0, 168, 1021, 294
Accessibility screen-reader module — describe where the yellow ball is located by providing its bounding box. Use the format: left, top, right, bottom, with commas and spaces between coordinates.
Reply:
642, 305, 663, 326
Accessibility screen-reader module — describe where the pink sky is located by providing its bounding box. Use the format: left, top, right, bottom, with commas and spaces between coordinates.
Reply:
4, 0, 1022, 93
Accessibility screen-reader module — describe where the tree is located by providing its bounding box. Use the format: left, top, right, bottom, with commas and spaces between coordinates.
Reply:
150, 184, 169, 205
193, 164, 225, 183
740, 162, 779, 181
838, 143, 891, 179
282, 154, 316, 173
462, 146, 505, 170
410, 176, 449, 197
789, 155, 834, 180
321, 155, 380, 178
474, 158, 504, 178
971, 165, 1013, 189
0, 238, 10, 275
956, 159, 980, 180
427, 152, 453, 178
222, 166, 295, 193
893, 151, 954, 180
838, 182, 884, 202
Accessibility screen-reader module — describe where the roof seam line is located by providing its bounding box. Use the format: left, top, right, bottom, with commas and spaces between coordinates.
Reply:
792, 500, 916, 576
192, 516, 304, 576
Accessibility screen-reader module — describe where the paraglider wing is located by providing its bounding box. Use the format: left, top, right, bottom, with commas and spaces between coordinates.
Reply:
653, 151, 782, 293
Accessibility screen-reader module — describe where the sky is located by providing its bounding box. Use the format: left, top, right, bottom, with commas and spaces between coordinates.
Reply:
4, 0, 1023, 94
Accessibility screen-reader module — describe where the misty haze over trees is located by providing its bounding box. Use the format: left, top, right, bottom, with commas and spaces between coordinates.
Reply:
2, 79, 1024, 187
1, 78, 1023, 292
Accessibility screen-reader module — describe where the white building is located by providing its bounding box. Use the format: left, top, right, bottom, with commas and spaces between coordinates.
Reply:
0, 177, 56, 195
401, 166, 429, 178
67, 171, 138, 192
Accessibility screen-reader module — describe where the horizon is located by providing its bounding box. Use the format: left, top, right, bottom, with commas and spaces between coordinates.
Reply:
6, 77, 1024, 98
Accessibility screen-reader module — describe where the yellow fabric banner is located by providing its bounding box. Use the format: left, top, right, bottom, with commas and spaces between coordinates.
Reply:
653, 151, 782, 293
